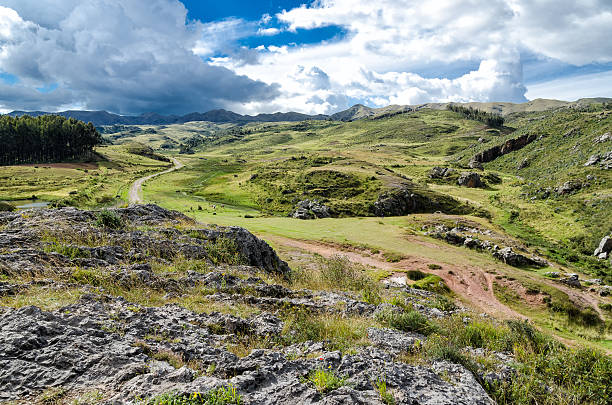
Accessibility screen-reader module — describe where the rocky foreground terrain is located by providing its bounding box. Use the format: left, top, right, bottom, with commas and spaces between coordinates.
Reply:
0, 205, 608, 404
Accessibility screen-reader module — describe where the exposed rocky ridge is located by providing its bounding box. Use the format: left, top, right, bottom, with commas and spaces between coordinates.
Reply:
469, 133, 539, 168
0, 204, 290, 276
0, 205, 503, 404
0, 297, 493, 404
424, 224, 548, 268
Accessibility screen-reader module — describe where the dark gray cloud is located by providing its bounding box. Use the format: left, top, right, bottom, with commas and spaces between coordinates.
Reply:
0, 0, 280, 114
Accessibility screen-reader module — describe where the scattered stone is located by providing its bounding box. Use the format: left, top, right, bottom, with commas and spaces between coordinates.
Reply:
585, 154, 601, 166
560, 273, 581, 288
585, 151, 612, 169
544, 272, 560, 278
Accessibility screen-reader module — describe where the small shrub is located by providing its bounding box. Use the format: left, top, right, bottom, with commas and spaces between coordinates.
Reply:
406, 270, 427, 281
361, 282, 382, 305
283, 309, 370, 352
382, 251, 404, 263
205, 237, 246, 265
71, 267, 107, 287
140, 386, 242, 405
303, 368, 346, 394
37, 386, 67, 404
317, 255, 379, 293
45, 243, 90, 259
430, 296, 457, 312
95, 210, 123, 229
412, 275, 450, 294
422, 335, 479, 375
427, 263, 442, 270
376, 309, 438, 336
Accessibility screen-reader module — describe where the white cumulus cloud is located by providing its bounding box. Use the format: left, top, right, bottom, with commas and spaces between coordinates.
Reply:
0, 0, 279, 114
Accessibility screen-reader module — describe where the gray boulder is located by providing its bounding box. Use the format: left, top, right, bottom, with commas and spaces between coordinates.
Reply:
594, 132, 611, 143
291, 200, 331, 220
556, 181, 582, 195
429, 167, 455, 179
594, 235, 612, 257
458, 172, 483, 188
492, 247, 547, 268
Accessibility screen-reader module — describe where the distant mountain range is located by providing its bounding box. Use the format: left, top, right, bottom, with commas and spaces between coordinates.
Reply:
5, 109, 329, 126
6, 98, 611, 126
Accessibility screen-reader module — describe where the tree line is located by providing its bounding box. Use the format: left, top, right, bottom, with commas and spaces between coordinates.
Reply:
447, 104, 505, 128
0, 115, 102, 165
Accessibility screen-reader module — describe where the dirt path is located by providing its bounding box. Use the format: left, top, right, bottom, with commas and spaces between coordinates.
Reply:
128, 157, 184, 204
266, 235, 525, 320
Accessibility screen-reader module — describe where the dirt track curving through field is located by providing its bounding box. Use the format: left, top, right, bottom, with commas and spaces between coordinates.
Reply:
128, 157, 183, 204
265, 235, 525, 320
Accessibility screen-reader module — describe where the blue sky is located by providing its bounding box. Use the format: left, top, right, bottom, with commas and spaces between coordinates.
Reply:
0, 0, 611, 114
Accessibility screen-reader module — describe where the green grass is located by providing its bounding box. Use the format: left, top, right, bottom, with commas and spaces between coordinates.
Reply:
303, 368, 347, 394
412, 275, 450, 294
374, 378, 396, 405
139, 386, 242, 405
0, 144, 170, 207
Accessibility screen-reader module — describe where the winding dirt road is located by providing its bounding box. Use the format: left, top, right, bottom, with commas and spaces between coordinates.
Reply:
265, 235, 525, 319
128, 157, 184, 204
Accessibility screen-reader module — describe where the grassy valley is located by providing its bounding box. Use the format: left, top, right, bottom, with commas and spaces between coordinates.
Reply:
135, 104, 612, 351
2, 101, 611, 404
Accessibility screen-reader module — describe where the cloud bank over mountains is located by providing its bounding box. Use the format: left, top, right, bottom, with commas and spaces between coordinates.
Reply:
0, 0, 611, 115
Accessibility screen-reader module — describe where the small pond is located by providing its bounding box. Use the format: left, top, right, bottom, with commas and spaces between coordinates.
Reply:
13, 200, 51, 209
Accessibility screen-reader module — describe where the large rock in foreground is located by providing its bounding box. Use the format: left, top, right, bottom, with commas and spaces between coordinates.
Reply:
0, 204, 290, 276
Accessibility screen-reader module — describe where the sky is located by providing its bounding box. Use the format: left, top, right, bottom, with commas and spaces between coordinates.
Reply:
0, 0, 611, 115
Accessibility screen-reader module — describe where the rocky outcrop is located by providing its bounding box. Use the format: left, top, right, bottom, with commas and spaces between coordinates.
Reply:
492, 247, 548, 268
559, 273, 581, 288
594, 132, 611, 143
291, 199, 331, 219
0, 205, 290, 276
469, 133, 538, 168
429, 167, 455, 179
556, 181, 583, 195
372, 186, 470, 217
425, 225, 548, 268
458, 172, 483, 188
594, 235, 612, 259
0, 296, 494, 404
0, 205, 512, 404
584, 151, 612, 170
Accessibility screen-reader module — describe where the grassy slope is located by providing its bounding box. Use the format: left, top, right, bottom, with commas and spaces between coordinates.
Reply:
0, 144, 170, 207
140, 107, 612, 350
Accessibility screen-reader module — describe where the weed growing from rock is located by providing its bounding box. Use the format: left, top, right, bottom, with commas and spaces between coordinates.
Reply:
303, 367, 347, 394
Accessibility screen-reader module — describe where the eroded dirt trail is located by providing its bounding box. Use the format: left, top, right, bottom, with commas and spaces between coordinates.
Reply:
128, 157, 184, 204
266, 235, 525, 320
